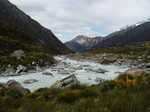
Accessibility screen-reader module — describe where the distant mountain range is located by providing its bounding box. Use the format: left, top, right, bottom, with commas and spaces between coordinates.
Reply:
94, 22, 150, 48
66, 22, 150, 52
65, 35, 103, 52
0, 0, 71, 54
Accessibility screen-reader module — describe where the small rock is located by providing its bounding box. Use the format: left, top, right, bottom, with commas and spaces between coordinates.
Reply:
95, 77, 105, 83
76, 65, 83, 70
57, 70, 70, 75
42, 72, 53, 76
88, 78, 92, 80
83, 65, 91, 67
95, 68, 108, 74
23, 79, 38, 84
85, 68, 108, 74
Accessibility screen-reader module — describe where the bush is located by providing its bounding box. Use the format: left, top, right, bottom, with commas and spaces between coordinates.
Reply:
80, 88, 99, 98
5, 87, 24, 98
99, 81, 117, 92
69, 84, 87, 90
57, 90, 81, 103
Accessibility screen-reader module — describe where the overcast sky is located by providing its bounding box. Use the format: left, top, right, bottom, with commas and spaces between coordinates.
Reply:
11, 0, 150, 42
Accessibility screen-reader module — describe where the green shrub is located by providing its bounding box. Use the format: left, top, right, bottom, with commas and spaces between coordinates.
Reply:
5, 87, 24, 98
57, 90, 81, 103
80, 88, 99, 98
99, 81, 117, 92
117, 74, 134, 81
69, 84, 87, 90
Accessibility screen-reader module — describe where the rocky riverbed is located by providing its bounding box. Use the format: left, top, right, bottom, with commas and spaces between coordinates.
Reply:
0, 56, 130, 91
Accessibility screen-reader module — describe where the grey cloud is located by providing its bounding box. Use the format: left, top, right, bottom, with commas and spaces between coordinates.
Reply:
11, 0, 150, 42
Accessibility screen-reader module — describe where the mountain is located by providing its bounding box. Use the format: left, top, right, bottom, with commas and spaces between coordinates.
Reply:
0, 0, 71, 72
93, 22, 150, 48
65, 35, 103, 52
0, 0, 71, 54
66, 21, 150, 52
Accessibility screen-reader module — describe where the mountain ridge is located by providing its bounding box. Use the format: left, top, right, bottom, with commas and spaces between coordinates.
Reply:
93, 22, 150, 48
0, 0, 71, 54
65, 35, 103, 52
66, 21, 150, 52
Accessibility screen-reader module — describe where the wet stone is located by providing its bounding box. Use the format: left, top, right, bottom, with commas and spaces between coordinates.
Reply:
23, 79, 38, 84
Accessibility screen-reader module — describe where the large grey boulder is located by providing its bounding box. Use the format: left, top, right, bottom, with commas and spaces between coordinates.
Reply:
6, 80, 30, 95
11, 50, 25, 59
7, 80, 22, 88
51, 75, 80, 88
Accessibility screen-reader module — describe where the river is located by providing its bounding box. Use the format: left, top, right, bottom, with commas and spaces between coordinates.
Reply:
0, 56, 130, 91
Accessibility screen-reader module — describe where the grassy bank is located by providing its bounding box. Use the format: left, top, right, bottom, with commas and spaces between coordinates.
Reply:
0, 73, 150, 112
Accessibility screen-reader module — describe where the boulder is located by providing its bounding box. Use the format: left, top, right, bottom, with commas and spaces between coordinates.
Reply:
51, 75, 80, 88
57, 70, 70, 75
144, 63, 150, 68
7, 80, 22, 88
85, 68, 108, 74
23, 79, 38, 84
95, 68, 108, 74
16, 65, 27, 73
88, 77, 92, 80
6, 80, 30, 95
76, 65, 83, 70
42, 72, 53, 76
95, 77, 105, 83
11, 50, 25, 59
99, 57, 117, 64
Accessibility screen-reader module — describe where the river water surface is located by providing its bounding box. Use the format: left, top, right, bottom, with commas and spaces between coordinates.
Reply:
0, 56, 130, 91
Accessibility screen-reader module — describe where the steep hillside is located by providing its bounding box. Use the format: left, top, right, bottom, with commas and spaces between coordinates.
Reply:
0, 0, 71, 54
65, 35, 103, 52
0, 0, 71, 73
0, 19, 57, 72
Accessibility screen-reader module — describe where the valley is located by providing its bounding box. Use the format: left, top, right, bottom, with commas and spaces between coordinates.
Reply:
0, 0, 150, 112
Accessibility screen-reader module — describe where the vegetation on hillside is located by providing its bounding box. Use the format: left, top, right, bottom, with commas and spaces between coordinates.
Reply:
0, 20, 56, 71
74, 42, 150, 62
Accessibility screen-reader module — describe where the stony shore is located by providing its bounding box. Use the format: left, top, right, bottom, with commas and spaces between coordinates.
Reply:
68, 53, 150, 77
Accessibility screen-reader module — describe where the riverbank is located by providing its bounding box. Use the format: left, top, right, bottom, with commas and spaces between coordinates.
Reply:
0, 72, 150, 112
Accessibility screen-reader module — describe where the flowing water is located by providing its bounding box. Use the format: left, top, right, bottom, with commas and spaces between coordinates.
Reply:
0, 56, 130, 91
